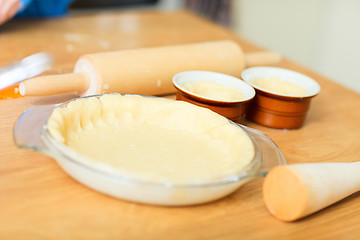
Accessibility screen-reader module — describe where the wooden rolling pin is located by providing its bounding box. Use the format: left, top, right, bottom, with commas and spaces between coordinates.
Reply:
19, 40, 282, 97
263, 162, 360, 222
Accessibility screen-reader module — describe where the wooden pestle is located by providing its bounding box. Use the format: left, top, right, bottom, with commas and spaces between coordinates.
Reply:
263, 162, 360, 222
19, 40, 282, 97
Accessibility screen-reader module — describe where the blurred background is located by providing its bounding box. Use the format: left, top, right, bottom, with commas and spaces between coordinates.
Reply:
69, 0, 359, 93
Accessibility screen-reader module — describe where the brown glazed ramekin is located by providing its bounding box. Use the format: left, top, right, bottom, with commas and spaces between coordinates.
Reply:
242, 67, 320, 129
173, 71, 255, 123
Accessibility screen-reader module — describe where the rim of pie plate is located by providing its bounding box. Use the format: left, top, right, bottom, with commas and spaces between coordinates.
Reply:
43, 94, 258, 188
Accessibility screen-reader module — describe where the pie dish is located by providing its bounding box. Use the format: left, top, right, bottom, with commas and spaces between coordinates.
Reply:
14, 94, 285, 206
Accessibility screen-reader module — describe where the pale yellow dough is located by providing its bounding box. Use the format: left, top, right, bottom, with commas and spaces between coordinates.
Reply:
182, 81, 245, 101
252, 77, 309, 95
47, 94, 254, 184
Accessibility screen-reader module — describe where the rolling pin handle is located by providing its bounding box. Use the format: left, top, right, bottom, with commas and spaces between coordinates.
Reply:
19, 73, 89, 96
263, 162, 360, 222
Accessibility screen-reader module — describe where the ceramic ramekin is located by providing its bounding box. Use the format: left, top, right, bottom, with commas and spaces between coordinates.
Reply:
242, 67, 321, 129
173, 71, 256, 123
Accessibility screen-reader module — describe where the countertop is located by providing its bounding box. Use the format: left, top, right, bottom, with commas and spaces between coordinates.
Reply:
1, 10, 360, 240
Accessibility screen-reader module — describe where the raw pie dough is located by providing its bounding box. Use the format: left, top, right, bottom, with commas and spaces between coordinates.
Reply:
252, 77, 309, 95
47, 94, 254, 184
182, 81, 245, 101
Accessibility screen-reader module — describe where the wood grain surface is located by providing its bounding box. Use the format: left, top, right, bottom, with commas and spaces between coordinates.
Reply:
1, 10, 360, 240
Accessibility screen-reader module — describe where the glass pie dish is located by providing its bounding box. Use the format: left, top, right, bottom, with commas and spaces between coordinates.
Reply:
14, 94, 286, 206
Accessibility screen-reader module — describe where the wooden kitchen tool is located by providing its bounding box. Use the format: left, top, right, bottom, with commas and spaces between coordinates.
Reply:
19, 40, 282, 97
263, 162, 360, 222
